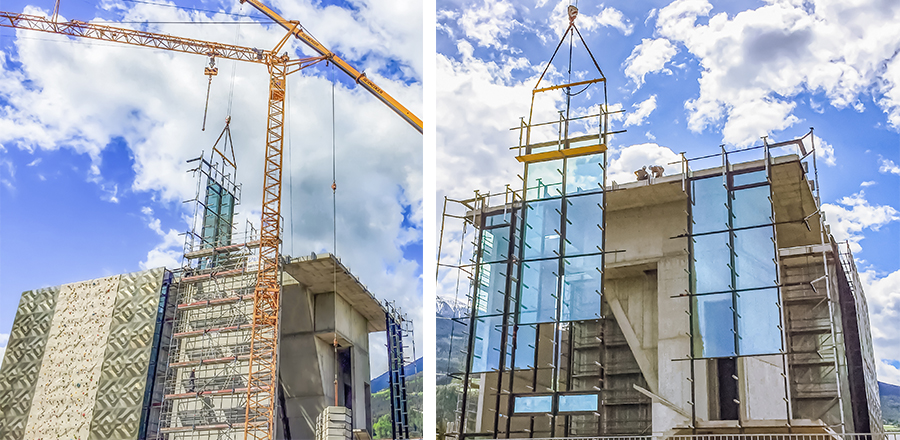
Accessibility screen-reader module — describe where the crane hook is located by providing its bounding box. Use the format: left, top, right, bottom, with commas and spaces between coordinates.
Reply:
202, 54, 219, 131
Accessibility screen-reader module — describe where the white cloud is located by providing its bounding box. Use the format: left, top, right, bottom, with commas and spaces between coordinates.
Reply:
813, 134, 836, 167
649, 0, 900, 146
26, 158, 41, 167
546, 0, 633, 40
860, 181, 877, 187
879, 156, 900, 175
624, 38, 677, 87
821, 191, 900, 253
0, 333, 8, 369
859, 268, 900, 385
624, 95, 658, 127
607, 143, 682, 184
456, 0, 519, 51
2, 0, 423, 374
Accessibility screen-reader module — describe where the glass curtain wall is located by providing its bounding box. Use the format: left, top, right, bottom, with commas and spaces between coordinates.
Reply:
689, 167, 781, 359
510, 151, 606, 436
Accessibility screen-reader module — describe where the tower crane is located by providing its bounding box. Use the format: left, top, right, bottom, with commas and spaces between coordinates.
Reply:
0, 4, 422, 440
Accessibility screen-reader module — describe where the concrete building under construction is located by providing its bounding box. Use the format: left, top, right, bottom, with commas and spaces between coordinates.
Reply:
0, 149, 413, 440
436, 12, 883, 437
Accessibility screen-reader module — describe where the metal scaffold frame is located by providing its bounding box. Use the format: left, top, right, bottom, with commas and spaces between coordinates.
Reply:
678, 129, 847, 430
155, 147, 265, 440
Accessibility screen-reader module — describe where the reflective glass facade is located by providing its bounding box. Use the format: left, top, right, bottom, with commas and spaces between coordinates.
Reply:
689, 169, 783, 358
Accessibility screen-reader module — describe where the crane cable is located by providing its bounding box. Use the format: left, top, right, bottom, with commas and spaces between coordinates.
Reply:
331, 62, 340, 407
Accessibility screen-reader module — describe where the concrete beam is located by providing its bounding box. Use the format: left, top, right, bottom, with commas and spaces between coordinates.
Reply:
606, 295, 659, 394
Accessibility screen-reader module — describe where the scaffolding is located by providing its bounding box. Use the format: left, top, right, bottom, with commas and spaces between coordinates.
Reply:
435, 15, 653, 435
385, 301, 412, 439
155, 147, 264, 439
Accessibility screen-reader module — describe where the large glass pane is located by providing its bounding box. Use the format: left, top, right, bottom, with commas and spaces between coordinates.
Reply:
558, 394, 599, 412
736, 288, 782, 355
471, 315, 504, 373
691, 176, 728, 234
734, 226, 778, 290
560, 254, 603, 321
692, 292, 736, 358
514, 395, 553, 413
474, 262, 509, 316
480, 226, 511, 263
732, 169, 767, 187
484, 210, 513, 228
566, 153, 604, 195
526, 160, 563, 200
523, 199, 562, 260
518, 259, 559, 324
564, 192, 604, 257
514, 324, 537, 369
693, 232, 731, 294
732, 185, 771, 229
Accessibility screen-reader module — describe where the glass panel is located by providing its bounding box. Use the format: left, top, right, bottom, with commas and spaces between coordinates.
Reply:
563, 193, 604, 257
732, 185, 771, 229
558, 394, 599, 412
474, 262, 509, 316
526, 160, 563, 200
560, 254, 602, 321
514, 395, 553, 413
518, 259, 559, 324
692, 292, 736, 358
691, 176, 728, 234
480, 226, 511, 263
514, 324, 537, 369
736, 288, 782, 355
734, 226, 778, 290
732, 169, 767, 187
471, 315, 504, 373
565, 153, 604, 195
523, 199, 562, 260
693, 232, 731, 294
484, 210, 513, 228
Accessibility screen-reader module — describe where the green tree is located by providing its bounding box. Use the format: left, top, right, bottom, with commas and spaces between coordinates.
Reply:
373, 414, 392, 439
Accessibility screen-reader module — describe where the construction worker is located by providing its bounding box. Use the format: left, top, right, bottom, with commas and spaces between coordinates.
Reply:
189, 369, 196, 392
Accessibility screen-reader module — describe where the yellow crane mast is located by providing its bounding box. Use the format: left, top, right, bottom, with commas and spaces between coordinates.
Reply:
1, 6, 422, 440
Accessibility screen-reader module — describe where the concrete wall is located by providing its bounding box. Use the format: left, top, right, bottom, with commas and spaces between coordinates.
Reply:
24, 275, 121, 439
280, 277, 374, 439
0, 268, 168, 440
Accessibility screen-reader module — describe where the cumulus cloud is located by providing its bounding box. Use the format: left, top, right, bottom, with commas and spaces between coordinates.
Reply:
546, 0, 633, 40
456, 0, 519, 51
859, 269, 900, 385
624, 38, 677, 87
607, 143, 681, 184
647, 0, 900, 146
860, 181, 877, 187
821, 191, 900, 253
2, 0, 423, 377
879, 156, 900, 175
624, 95, 658, 127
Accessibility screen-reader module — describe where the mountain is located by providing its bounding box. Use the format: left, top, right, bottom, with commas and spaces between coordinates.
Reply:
882, 381, 900, 426
371, 357, 423, 394
436, 297, 469, 385
371, 365, 423, 438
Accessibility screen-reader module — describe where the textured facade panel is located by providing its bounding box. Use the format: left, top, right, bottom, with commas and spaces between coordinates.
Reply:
0, 286, 59, 440
90, 267, 167, 440
24, 276, 121, 440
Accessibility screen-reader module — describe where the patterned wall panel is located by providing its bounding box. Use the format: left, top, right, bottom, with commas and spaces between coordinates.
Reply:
24, 275, 121, 440
0, 286, 60, 440
90, 267, 166, 440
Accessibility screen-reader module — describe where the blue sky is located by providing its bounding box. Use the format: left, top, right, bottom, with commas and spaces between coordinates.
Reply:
435, 0, 900, 385
0, 0, 423, 377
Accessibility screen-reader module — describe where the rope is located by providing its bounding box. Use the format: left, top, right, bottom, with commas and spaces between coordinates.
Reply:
287, 63, 295, 257
226, 8, 241, 118
331, 62, 339, 407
